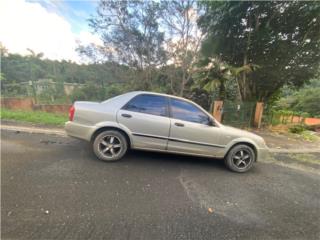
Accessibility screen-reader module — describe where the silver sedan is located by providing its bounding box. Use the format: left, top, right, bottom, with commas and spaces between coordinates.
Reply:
65, 91, 269, 173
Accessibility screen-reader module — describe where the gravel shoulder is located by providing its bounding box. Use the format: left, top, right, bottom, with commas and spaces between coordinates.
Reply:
254, 128, 320, 150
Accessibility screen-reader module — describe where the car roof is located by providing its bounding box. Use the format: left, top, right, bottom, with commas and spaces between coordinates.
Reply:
128, 90, 213, 114
128, 91, 192, 102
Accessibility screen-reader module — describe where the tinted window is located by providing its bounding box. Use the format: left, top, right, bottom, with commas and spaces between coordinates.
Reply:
170, 98, 210, 124
123, 94, 168, 117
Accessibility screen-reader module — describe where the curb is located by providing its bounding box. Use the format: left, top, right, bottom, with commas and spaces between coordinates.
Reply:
1, 124, 67, 137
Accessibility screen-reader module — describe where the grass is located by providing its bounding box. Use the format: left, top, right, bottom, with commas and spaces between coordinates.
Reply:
300, 130, 319, 142
288, 124, 319, 142
0, 108, 68, 126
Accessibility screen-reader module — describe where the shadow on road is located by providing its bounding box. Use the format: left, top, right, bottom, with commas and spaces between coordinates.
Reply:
126, 149, 226, 170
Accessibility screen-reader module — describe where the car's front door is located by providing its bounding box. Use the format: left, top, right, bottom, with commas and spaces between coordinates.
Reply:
117, 94, 170, 150
167, 98, 223, 157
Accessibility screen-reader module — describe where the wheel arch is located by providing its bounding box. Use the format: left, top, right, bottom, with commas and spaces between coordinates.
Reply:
90, 126, 132, 148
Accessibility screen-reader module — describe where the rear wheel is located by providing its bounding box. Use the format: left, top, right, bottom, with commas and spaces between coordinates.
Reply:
225, 144, 255, 173
93, 130, 128, 162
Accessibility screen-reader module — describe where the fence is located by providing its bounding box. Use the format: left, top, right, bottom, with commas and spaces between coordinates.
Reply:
1, 97, 34, 111
213, 101, 263, 128
222, 101, 256, 128
1, 97, 70, 115
1, 80, 85, 105
262, 109, 320, 127
213, 101, 320, 128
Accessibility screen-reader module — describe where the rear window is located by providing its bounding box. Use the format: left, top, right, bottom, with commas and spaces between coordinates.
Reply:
122, 94, 168, 117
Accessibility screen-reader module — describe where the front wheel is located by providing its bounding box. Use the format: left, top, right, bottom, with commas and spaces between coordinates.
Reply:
224, 144, 255, 173
93, 130, 128, 162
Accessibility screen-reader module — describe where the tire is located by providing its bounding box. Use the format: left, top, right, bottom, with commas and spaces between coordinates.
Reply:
224, 144, 255, 173
93, 130, 128, 162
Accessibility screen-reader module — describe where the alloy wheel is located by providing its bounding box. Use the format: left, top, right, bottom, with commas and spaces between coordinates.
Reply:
232, 149, 252, 169
98, 135, 122, 158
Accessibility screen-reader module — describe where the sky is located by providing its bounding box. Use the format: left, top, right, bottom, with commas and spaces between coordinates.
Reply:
0, 0, 102, 63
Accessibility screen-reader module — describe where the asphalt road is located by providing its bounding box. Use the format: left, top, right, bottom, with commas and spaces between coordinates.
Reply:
2, 130, 320, 240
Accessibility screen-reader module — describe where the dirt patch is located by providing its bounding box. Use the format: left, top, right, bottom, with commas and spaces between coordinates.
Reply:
254, 129, 320, 150
272, 153, 320, 169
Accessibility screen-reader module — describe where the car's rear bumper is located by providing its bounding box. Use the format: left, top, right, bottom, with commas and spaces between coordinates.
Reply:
65, 121, 94, 141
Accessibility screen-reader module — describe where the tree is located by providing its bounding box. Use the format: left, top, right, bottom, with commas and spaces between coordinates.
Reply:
0, 46, 132, 101
87, 0, 166, 90
26, 49, 46, 103
160, 0, 204, 96
0, 47, 131, 86
194, 57, 232, 100
199, 1, 320, 101
194, 56, 259, 102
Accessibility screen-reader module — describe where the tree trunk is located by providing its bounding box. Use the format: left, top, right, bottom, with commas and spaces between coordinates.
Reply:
218, 81, 226, 100
179, 68, 186, 96
235, 76, 243, 102
241, 7, 252, 102
242, 53, 248, 100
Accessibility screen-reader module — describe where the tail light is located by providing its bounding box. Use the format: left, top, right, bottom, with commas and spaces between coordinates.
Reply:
69, 105, 75, 121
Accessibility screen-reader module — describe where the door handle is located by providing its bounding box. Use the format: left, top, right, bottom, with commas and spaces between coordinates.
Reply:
121, 113, 132, 118
174, 122, 184, 127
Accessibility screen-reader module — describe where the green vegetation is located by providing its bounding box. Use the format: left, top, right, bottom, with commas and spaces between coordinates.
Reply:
288, 124, 318, 142
70, 83, 126, 102
0, 108, 67, 126
274, 78, 320, 117
0, 48, 130, 103
289, 124, 307, 134
300, 131, 318, 142
198, 1, 320, 102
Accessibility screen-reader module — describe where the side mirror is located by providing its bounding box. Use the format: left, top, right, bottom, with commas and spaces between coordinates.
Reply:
208, 118, 215, 126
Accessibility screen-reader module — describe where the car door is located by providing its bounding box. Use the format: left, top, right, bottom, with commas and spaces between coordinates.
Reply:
117, 94, 170, 150
167, 98, 223, 157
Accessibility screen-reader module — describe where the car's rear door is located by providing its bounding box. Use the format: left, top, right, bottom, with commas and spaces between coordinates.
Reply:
167, 98, 223, 157
117, 94, 170, 150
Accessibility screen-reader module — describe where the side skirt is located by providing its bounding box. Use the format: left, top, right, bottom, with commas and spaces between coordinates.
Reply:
131, 146, 225, 159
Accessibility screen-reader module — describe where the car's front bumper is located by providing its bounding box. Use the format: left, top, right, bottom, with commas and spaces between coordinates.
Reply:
65, 121, 95, 141
257, 147, 270, 162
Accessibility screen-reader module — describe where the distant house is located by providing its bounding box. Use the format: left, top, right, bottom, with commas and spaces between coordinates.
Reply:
63, 82, 86, 96
3, 79, 86, 97
32, 79, 54, 94
33, 79, 86, 96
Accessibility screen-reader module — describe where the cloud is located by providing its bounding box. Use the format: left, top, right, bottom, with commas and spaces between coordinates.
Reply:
76, 30, 102, 46
0, 0, 100, 63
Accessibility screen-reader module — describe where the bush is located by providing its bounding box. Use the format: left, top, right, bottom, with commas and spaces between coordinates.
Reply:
274, 78, 320, 117
289, 124, 307, 134
70, 84, 105, 102
70, 83, 127, 102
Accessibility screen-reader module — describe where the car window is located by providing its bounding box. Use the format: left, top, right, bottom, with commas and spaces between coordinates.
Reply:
170, 98, 210, 124
123, 94, 168, 117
